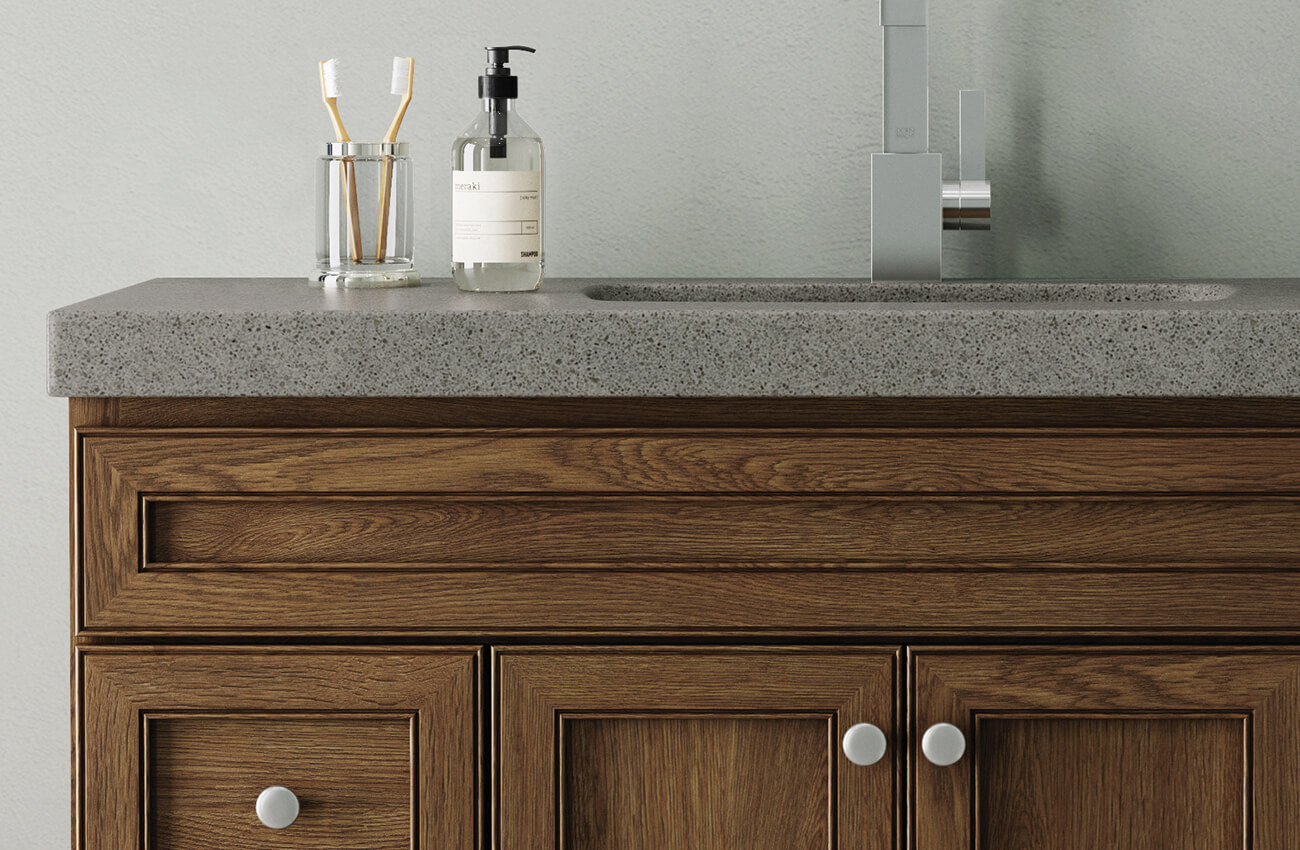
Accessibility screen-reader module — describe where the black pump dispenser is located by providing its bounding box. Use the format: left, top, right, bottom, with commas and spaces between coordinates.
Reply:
479, 45, 535, 158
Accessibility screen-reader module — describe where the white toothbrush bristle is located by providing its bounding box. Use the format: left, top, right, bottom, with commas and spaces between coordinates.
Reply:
391, 57, 412, 95
322, 58, 340, 98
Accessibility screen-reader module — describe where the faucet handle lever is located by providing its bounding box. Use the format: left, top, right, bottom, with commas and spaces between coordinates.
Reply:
958, 90, 986, 182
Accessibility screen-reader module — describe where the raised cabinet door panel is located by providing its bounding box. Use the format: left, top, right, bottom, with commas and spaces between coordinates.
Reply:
77, 648, 478, 850
495, 647, 899, 850
912, 649, 1300, 850
975, 716, 1243, 848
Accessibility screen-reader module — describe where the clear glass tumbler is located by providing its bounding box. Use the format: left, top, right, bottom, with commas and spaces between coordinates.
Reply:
312, 141, 420, 288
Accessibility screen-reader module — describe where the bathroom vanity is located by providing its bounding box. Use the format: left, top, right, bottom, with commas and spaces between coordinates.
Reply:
52, 278, 1300, 848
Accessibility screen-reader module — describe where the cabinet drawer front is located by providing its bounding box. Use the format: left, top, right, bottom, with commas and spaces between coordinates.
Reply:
80, 431, 1300, 635
78, 648, 478, 850
147, 714, 410, 847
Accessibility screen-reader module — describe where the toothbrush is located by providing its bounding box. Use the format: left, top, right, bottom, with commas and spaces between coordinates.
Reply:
319, 58, 364, 263
375, 57, 413, 261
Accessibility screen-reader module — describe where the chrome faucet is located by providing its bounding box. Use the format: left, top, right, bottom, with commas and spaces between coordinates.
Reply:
871, 0, 991, 280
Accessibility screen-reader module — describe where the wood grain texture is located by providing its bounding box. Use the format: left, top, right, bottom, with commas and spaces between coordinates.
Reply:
563, 716, 829, 850
69, 399, 122, 846
77, 648, 478, 850
82, 430, 1300, 495
79, 429, 1300, 634
911, 649, 1300, 850
64, 398, 1300, 849
80, 569, 1300, 636
82, 435, 139, 634
495, 647, 898, 850
70, 399, 119, 429
145, 494, 1300, 567
103, 397, 1300, 429
976, 715, 1245, 850
147, 714, 411, 848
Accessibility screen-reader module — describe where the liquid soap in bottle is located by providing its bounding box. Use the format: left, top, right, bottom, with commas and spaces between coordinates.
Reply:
452, 45, 543, 292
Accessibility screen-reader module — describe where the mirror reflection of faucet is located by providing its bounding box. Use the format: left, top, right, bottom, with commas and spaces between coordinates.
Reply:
871, 0, 992, 280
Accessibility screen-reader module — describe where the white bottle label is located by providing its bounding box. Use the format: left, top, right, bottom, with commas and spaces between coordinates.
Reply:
452, 170, 542, 263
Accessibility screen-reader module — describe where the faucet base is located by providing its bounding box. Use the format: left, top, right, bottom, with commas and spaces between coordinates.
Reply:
870, 152, 943, 280
943, 179, 992, 231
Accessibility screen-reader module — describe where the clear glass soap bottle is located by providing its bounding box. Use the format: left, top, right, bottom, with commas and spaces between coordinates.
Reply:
452, 46, 544, 292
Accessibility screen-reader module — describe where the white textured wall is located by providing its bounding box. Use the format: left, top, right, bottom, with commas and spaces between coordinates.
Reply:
3, 0, 1298, 841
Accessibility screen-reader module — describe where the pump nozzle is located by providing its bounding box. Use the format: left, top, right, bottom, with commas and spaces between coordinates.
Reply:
479, 46, 536, 158
486, 45, 536, 68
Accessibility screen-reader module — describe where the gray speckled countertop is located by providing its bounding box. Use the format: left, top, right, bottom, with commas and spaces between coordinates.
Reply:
47, 277, 1300, 397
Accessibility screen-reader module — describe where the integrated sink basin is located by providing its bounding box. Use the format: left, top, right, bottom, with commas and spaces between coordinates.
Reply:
583, 280, 1237, 304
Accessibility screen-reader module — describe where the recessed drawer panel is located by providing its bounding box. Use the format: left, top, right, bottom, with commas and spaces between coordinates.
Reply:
147, 714, 410, 848
79, 431, 1300, 635
143, 493, 1300, 567
78, 648, 477, 850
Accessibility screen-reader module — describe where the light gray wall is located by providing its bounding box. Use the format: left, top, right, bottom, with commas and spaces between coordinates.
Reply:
3, 0, 1298, 840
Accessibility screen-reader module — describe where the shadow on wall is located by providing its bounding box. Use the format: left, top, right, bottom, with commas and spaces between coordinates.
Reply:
985, 0, 1189, 279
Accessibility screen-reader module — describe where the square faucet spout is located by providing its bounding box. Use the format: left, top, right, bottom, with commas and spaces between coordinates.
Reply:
881, 0, 929, 153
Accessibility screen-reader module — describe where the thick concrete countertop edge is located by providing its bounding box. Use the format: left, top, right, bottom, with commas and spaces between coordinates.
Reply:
47, 277, 1300, 398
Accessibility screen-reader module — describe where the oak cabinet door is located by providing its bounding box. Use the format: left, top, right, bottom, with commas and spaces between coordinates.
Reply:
495, 647, 898, 850
912, 648, 1300, 850
78, 648, 478, 850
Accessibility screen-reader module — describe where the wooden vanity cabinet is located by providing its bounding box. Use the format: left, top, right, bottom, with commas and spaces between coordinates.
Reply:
70, 398, 1300, 849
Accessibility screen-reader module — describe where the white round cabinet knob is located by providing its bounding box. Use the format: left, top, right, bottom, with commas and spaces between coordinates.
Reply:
256, 785, 300, 829
921, 723, 966, 766
841, 722, 888, 766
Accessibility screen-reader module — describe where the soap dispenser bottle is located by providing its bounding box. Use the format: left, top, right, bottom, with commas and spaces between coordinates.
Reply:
452, 45, 544, 292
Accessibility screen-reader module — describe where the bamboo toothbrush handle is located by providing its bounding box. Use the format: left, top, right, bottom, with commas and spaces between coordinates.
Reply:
318, 62, 363, 264
375, 157, 394, 261
343, 157, 363, 263
376, 58, 413, 264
